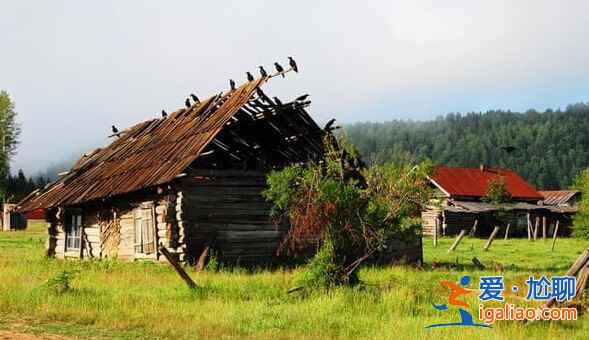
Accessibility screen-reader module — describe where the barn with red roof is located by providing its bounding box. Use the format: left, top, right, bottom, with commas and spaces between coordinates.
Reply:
422, 165, 570, 238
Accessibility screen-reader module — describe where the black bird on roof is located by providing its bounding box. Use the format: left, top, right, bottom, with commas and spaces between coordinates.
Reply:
274, 62, 285, 77
190, 93, 200, 104
161, 110, 167, 118
324, 118, 336, 131
259, 66, 268, 78
273, 97, 283, 106
500, 145, 517, 154
111, 125, 119, 134
288, 57, 298, 73
229, 79, 236, 91
246, 71, 254, 82
296, 94, 309, 101
185, 98, 191, 108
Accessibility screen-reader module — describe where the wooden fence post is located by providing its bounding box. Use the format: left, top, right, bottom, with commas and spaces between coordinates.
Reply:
448, 229, 467, 253
542, 216, 547, 240
484, 226, 501, 251
504, 223, 511, 240
433, 218, 438, 247
551, 220, 560, 251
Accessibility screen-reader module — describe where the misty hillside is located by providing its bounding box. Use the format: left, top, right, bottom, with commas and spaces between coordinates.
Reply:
345, 102, 589, 189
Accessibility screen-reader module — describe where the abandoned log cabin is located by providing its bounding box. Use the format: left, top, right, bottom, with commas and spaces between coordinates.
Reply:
422, 166, 573, 237
16, 75, 422, 265
15, 76, 325, 263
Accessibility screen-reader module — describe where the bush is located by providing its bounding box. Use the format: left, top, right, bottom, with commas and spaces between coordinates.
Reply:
45, 270, 78, 294
264, 136, 432, 288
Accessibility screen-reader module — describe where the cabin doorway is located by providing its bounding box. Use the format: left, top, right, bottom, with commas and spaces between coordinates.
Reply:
133, 204, 155, 255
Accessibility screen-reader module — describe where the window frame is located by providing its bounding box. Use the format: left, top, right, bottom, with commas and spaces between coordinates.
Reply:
65, 210, 83, 252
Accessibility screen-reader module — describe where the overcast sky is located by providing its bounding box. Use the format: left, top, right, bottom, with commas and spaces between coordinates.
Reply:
3, 1, 589, 174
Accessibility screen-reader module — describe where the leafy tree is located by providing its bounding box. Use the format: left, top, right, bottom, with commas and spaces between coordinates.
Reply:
572, 169, 589, 239
264, 137, 432, 288
0, 91, 21, 200
483, 176, 512, 204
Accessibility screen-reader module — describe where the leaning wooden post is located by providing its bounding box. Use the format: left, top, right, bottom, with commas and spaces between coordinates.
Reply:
484, 226, 501, 251
159, 244, 196, 289
533, 217, 539, 241
448, 229, 467, 253
469, 219, 478, 236
542, 216, 547, 240
551, 220, 560, 251
526, 213, 531, 240
504, 223, 511, 240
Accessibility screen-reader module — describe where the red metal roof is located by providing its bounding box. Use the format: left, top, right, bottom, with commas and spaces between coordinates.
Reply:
430, 166, 542, 200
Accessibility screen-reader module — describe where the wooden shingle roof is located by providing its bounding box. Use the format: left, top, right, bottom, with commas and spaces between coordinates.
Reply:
17, 77, 325, 211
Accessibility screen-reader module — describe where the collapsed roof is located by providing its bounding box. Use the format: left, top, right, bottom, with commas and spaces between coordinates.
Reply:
18, 76, 326, 212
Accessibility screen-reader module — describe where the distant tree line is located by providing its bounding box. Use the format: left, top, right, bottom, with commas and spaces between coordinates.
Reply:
5, 169, 50, 203
344, 102, 589, 189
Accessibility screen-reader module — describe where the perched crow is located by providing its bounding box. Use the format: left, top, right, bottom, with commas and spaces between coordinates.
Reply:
185, 98, 191, 108
246, 71, 254, 82
161, 110, 167, 118
324, 118, 336, 131
111, 125, 119, 134
296, 94, 309, 101
259, 66, 268, 78
500, 145, 517, 153
273, 97, 283, 106
274, 62, 285, 77
288, 57, 298, 73
190, 93, 200, 104
229, 79, 236, 91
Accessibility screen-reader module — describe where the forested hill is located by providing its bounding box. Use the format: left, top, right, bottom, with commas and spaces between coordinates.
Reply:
345, 103, 589, 190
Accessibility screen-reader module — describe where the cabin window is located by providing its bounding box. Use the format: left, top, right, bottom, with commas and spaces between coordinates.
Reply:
133, 205, 155, 254
65, 213, 82, 250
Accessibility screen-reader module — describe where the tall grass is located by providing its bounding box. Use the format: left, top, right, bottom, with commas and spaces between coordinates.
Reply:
0, 221, 587, 339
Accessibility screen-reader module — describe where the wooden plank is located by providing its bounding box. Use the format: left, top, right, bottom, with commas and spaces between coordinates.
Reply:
483, 226, 501, 251
158, 245, 196, 289
504, 223, 511, 240
448, 229, 467, 253
565, 248, 589, 276
542, 216, 547, 240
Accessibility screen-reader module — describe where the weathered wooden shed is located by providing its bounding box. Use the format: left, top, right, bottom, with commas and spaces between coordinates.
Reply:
16, 76, 329, 264
422, 166, 545, 237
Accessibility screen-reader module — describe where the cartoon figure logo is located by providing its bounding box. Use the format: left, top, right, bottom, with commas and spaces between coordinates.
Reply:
426, 275, 491, 328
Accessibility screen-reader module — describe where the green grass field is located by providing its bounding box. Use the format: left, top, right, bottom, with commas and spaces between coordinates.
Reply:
0, 221, 588, 339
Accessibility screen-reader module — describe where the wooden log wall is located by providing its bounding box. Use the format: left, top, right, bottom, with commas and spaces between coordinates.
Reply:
421, 209, 441, 236
175, 169, 288, 264
443, 211, 478, 236
46, 193, 174, 261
